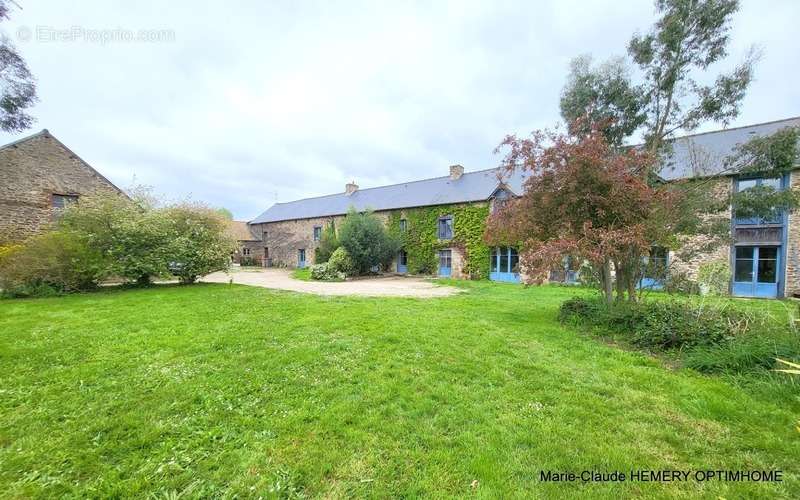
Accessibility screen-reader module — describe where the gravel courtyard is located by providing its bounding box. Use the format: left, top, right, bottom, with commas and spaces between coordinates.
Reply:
201, 268, 458, 297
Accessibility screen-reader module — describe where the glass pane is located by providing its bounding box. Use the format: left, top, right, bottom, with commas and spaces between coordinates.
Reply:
439, 250, 451, 268
735, 247, 754, 259
757, 257, 777, 283
734, 259, 753, 282
737, 179, 757, 191
438, 218, 453, 239
490, 247, 498, 272
759, 247, 777, 260
499, 248, 509, 273
761, 177, 781, 189
510, 248, 519, 273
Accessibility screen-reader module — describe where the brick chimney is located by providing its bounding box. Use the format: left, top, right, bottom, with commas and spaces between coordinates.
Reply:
345, 181, 359, 195
449, 164, 464, 180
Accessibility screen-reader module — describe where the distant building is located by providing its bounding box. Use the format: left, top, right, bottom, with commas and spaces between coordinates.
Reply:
249, 117, 800, 298
0, 129, 123, 242
226, 220, 262, 265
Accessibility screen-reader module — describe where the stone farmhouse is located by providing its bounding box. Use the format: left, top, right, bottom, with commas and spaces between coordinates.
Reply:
248, 116, 800, 299
0, 130, 123, 242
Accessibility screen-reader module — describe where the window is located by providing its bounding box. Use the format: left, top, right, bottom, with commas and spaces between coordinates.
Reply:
398, 250, 407, 266
439, 249, 452, 269
734, 246, 754, 282
437, 215, 453, 240
757, 246, 778, 283
52, 193, 78, 210
643, 247, 668, 280
242, 247, 251, 256
490, 247, 519, 273
399, 219, 407, 232
313, 226, 322, 241
735, 177, 783, 225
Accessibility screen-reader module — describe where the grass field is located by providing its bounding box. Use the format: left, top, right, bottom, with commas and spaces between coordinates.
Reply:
1, 281, 798, 498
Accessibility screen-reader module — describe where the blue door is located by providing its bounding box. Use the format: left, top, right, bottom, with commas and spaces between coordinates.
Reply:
397, 250, 408, 273
489, 247, 520, 283
733, 246, 779, 298
438, 249, 452, 277
298, 249, 306, 268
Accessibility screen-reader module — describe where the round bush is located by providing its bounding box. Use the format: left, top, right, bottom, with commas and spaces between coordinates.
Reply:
327, 247, 356, 277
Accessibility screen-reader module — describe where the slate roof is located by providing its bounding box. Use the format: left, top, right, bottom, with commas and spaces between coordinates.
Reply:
251, 167, 527, 223
658, 116, 800, 181
252, 117, 800, 224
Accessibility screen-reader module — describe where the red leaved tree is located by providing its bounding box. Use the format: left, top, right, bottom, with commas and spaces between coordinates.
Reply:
485, 125, 679, 304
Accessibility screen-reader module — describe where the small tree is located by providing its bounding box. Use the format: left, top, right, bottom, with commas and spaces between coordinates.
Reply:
0, 1, 38, 132
560, 55, 645, 147
560, 0, 756, 157
314, 221, 339, 264
59, 191, 172, 285
164, 203, 235, 284
486, 126, 676, 304
338, 208, 399, 275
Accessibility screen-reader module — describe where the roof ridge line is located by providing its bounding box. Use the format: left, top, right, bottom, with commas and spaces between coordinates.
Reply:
271, 166, 501, 205
669, 115, 800, 141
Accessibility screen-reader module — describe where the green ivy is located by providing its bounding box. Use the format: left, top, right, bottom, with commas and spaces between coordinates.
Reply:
386, 203, 491, 279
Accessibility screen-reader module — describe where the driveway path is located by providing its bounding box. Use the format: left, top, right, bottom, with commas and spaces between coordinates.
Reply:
201, 268, 458, 297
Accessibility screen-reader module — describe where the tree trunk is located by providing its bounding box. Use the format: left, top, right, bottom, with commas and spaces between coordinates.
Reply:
602, 258, 613, 306
627, 272, 638, 303
615, 261, 626, 302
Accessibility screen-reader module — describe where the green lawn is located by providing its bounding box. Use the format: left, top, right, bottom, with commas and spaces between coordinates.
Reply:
291, 267, 312, 281
1, 282, 798, 498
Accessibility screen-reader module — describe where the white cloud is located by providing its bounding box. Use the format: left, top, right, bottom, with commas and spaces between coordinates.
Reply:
1, 0, 797, 219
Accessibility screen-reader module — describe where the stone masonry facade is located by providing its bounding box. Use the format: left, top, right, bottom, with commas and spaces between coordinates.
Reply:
0, 130, 122, 242
669, 176, 733, 281
251, 209, 467, 278
783, 171, 800, 296
661, 170, 800, 298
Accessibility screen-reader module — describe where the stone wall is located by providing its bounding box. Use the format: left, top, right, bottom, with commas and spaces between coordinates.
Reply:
784, 171, 800, 297
669, 176, 732, 281
0, 130, 121, 242
255, 214, 346, 268
254, 209, 468, 277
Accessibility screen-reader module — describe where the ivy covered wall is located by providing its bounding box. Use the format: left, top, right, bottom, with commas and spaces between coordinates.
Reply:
386, 202, 491, 279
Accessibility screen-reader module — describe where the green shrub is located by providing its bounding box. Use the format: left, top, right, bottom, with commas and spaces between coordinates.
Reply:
558, 297, 603, 323
309, 263, 345, 281
558, 296, 798, 374
59, 192, 172, 285
327, 247, 356, 277
338, 208, 399, 274
314, 221, 339, 264
559, 297, 757, 349
240, 256, 259, 266
0, 231, 108, 297
164, 203, 234, 284
697, 259, 731, 295
663, 270, 700, 295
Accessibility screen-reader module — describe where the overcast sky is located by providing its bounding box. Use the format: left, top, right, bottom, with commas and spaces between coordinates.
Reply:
1, 1, 798, 219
